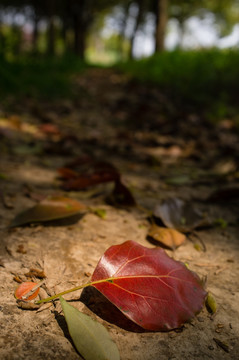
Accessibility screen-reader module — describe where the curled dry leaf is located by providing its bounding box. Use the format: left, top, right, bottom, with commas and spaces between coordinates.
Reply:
107, 179, 136, 207
10, 196, 87, 227
17, 299, 41, 310
153, 197, 208, 232
147, 224, 186, 250
92, 240, 207, 331
15, 281, 40, 300
24, 268, 46, 279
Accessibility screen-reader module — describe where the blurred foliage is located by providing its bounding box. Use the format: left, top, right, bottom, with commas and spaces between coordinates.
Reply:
119, 49, 239, 119
0, 54, 86, 99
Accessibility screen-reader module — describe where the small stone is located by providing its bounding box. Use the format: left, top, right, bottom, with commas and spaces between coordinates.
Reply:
197, 316, 204, 322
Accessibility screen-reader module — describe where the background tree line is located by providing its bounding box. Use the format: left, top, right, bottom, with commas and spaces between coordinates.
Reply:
0, 0, 239, 61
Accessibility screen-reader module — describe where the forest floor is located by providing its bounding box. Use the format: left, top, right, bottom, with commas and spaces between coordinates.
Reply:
0, 67, 239, 360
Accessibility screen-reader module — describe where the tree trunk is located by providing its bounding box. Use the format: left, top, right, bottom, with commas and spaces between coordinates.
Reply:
32, 1, 40, 55
32, 14, 39, 54
47, 17, 55, 55
71, 0, 91, 59
116, 1, 134, 60
46, 0, 55, 56
128, 0, 145, 59
155, 0, 168, 52
177, 18, 186, 49
0, 20, 6, 55
73, 13, 86, 58
62, 16, 69, 54
12, 25, 22, 56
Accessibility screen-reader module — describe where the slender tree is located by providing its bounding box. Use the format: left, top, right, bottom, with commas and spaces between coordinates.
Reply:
128, 0, 146, 59
155, 0, 169, 52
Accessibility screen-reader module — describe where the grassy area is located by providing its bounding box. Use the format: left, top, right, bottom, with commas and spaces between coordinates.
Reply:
0, 55, 86, 99
119, 49, 239, 120
1, 49, 239, 123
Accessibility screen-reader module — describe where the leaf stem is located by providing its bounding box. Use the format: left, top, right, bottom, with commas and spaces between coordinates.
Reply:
35, 278, 113, 304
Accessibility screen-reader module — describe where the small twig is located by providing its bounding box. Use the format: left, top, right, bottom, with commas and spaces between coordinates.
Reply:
188, 231, 207, 252
214, 266, 228, 275
213, 338, 229, 353
194, 263, 219, 268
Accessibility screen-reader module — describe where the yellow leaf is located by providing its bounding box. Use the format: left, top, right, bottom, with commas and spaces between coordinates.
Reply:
206, 292, 217, 314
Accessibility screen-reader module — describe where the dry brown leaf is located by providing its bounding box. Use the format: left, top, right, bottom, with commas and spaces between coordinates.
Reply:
10, 196, 87, 227
147, 224, 186, 250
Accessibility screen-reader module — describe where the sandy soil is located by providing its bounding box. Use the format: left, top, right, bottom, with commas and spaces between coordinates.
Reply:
0, 68, 239, 360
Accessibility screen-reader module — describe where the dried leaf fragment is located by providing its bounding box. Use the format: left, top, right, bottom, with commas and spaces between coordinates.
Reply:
17, 299, 41, 310
24, 268, 46, 279
92, 208, 107, 219
15, 281, 40, 300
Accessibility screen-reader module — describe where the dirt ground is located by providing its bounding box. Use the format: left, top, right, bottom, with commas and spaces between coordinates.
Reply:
0, 68, 239, 360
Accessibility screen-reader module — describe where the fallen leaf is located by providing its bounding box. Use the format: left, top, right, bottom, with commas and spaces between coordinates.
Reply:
15, 282, 40, 300
205, 292, 217, 314
92, 208, 107, 219
58, 167, 78, 180
59, 158, 120, 191
16, 244, 27, 254
16, 299, 41, 310
153, 198, 208, 232
193, 243, 202, 251
147, 224, 186, 249
107, 180, 136, 207
10, 196, 87, 227
60, 297, 120, 360
214, 218, 228, 229
92, 240, 207, 331
62, 171, 119, 191
39, 123, 61, 136
13, 275, 23, 283
24, 268, 46, 279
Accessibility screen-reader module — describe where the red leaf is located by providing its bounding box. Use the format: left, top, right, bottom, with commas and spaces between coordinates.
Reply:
15, 282, 40, 300
58, 167, 79, 180
62, 171, 119, 191
58, 158, 120, 190
92, 240, 206, 331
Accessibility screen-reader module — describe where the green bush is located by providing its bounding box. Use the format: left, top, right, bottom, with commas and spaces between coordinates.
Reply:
0, 55, 86, 99
119, 49, 239, 118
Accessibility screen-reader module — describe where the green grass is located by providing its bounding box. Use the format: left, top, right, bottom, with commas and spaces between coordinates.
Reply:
119, 49, 239, 119
0, 54, 87, 99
